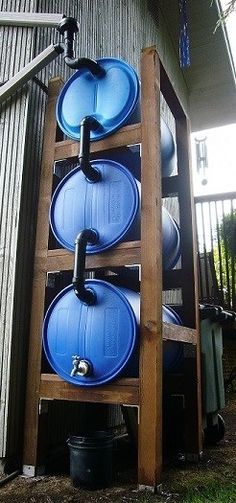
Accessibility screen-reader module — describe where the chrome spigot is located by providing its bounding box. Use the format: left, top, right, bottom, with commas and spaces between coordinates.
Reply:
70, 355, 92, 377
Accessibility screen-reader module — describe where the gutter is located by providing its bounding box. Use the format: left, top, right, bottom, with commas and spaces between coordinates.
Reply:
214, 0, 236, 86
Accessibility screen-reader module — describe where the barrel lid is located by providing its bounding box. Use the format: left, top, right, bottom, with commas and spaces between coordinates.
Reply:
162, 207, 181, 270
161, 119, 176, 177
43, 280, 137, 386
56, 57, 139, 141
91, 145, 141, 182
50, 159, 140, 252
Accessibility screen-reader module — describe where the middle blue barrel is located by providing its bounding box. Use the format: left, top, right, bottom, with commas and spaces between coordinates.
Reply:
50, 159, 180, 270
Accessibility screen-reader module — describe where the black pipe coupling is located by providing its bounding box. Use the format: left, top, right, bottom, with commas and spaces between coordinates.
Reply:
78, 116, 101, 182
72, 229, 98, 305
57, 17, 104, 75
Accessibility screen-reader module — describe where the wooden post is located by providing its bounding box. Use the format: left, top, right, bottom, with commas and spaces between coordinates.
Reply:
138, 47, 163, 490
176, 117, 203, 457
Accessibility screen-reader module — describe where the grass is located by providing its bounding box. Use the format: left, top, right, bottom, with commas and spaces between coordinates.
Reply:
181, 482, 236, 503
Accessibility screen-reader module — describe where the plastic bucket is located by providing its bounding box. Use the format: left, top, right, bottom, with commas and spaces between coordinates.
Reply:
67, 431, 113, 489
56, 57, 176, 177
43, 280, 183, 386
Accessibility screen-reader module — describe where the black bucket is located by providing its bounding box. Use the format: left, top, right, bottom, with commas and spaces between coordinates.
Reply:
67, 431, 113, 489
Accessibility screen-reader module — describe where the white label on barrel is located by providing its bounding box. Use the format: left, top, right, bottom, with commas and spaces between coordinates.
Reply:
55, 308, 68, 355
104, 308, 119, 357
62, 188, 75, 230
108, 181, 122, 223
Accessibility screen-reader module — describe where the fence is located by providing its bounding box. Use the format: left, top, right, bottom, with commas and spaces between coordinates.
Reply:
195, 191, 236, 312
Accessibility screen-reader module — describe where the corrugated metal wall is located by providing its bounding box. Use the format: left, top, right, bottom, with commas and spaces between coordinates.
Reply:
0, 0, 188, 465
0, 0, 38, 461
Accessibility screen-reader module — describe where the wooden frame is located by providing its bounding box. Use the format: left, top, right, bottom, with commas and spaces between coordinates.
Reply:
23, 47, 202, 488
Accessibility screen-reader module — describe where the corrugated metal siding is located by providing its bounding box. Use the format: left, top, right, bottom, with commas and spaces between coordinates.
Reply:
0, 0, 38, 459
0, 0, 189, 465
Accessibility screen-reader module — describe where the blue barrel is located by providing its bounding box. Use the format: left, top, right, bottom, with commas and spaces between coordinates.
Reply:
50, 159, 140, 254
90, 145, 141, 182
43, 280, 183, 387
56, 57, 175, 177
50, 159, 180, 269
56, 58, 140, 141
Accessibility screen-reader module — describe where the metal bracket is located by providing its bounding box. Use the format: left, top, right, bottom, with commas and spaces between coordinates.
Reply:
0, 12, 65, 28
0, 15, 103, 105
0, 44, 63, 105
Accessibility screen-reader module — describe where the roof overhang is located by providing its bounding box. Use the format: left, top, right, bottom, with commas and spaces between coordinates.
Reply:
160, 0, 236, 131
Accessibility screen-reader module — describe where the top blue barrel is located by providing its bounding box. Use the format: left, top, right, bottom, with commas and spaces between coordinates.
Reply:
56, 57, 176, 177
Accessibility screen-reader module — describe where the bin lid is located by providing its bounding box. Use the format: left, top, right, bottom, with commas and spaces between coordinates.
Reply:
56, 57, 139, 141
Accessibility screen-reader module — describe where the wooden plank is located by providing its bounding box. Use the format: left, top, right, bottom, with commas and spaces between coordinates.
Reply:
23, 78, 63, 469
160, 63, 185, 120
47, 241, 141, 271
163, 269, 183, 290
138, 47, 162, 489
162, 175, 179, 197
176, 114, 202, 455
163, 323, 197, 344
54, 123, 141, 160
40, 375, 139, 405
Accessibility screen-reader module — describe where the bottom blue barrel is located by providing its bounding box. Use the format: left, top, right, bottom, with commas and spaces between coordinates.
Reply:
43, 280, 183, 386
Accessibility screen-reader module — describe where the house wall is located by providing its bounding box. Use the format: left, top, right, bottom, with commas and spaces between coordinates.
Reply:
0, 0, 189, 466
0, 0, 38, 463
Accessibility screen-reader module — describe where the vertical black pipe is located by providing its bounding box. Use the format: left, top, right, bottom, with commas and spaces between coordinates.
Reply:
78, 117, 101, 182
72, 229, 98, 304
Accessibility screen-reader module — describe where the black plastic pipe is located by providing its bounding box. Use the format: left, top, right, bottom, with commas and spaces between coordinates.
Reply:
57, 17, 104, 75
0, 470, 20, 487
72, 229, 98, 305
78, 116, 101, 182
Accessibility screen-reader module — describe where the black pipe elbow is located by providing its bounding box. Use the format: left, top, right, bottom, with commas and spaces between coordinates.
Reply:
64, 56, 105, 75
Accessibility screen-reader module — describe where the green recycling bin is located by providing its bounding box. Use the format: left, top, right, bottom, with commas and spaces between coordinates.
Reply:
200, 305, 226, 444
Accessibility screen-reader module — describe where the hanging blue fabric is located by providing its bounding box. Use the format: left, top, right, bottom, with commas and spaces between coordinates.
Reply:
179, 0, 191, 68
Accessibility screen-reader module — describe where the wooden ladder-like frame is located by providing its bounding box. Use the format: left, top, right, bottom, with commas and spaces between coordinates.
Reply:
23, 47, 202, 490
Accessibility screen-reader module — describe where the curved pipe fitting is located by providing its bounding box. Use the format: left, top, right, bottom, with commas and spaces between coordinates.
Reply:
57, 17, 104, 75
72, 229, 98, 305
78, 116, 101, 182
64, 56, 105, 75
